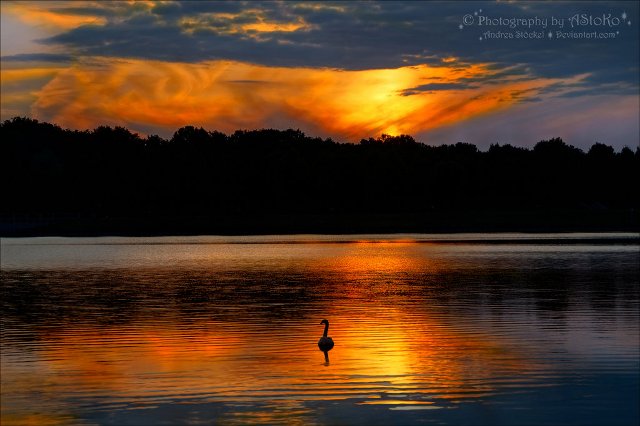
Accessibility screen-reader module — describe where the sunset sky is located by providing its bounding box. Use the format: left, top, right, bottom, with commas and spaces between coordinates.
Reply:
1, 1, 638, 149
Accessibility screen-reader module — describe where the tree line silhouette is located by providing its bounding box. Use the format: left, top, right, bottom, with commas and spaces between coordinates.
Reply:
1, 117, 638, 235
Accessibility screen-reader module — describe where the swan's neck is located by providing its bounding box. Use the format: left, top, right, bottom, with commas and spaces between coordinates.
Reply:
323, 322, 329, 337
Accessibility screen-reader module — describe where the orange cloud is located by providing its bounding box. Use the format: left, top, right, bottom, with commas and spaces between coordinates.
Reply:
24, 58, 567, 140
1, 67, 64, 83
242, 18, 310, 34
1, 66, 65, 119
4, 2, 106, 31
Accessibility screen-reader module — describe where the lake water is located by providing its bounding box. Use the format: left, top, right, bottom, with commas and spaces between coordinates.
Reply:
1, 234, 638, 425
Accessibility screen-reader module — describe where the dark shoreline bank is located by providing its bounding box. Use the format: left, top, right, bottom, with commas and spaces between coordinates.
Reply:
2, 208, 637, 238
3, 119, 638, 239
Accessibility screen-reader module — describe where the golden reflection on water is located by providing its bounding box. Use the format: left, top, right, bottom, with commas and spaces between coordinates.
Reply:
2, 306, 536, 425
329, 241, 425, 275
2, 238, 638, 425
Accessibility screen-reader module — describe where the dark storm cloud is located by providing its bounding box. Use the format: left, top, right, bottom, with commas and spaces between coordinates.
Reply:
51, 6, 116, 17
1, 53, 72, 63
150, 1, 252, 17
400, 82, 476, 96
225, 79, 274, 84
36, 1, 639, 93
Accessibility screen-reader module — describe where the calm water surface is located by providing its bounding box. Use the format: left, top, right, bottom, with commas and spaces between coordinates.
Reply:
1, 234, 638, 425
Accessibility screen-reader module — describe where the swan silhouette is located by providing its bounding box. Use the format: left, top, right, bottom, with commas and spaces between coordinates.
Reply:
318, 319, 334, 351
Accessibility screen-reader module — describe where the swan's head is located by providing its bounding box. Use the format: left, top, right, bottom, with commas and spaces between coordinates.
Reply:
320, 319, 329, 326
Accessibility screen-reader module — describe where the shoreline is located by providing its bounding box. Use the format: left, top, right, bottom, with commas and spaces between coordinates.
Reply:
2, 209, 638, 238
3, 237, 638, 245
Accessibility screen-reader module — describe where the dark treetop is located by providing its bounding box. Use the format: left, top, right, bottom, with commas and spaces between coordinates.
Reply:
1, 117, 638, 236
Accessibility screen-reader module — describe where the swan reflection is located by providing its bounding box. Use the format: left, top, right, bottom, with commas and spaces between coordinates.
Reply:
322, 350, 330, 366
